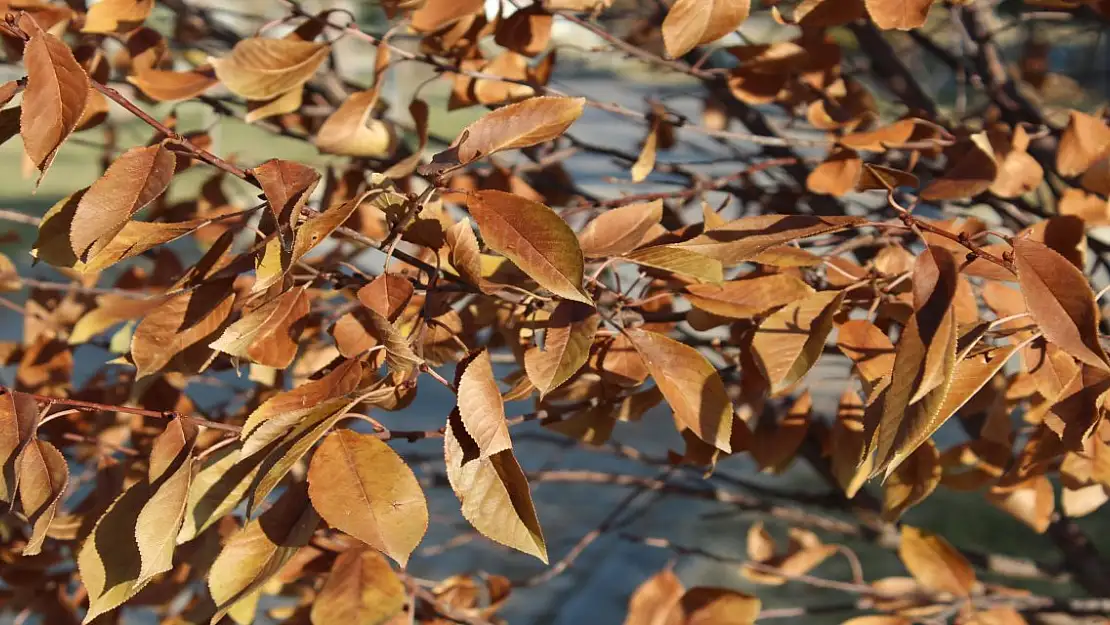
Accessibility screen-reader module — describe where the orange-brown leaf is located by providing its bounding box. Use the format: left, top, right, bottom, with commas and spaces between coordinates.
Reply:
898, 526, 975, 596
662, 0, 752, 58
21, 26, 90, 182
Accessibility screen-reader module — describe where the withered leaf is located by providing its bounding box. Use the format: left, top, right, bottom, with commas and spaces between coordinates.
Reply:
686, 274, 813, 319
662, 0, 751, 58
898, 526, 975, 596
209, 285, 311, 368
624, 245, 724, 283
82, 0, 153, 33
1013, 237, 1110, 371
865, 0, 933, 30
21, 26, 90, 183
751, 289, 845, 395
1058, 110, 1110, 177
69, 143, 176, 260
444, 412, 547, 562
424, 96, 584, 173
127, 67, 218, 102
626, 329, 733, 452
17, 438, 67, 555
578, 200, 663, 257
208, 485, 320, 624
456, 350, 513, 458
131, 278, 236, 378
310, 548, 406, 625
467, 190, 592, 303
623, 568, 684, 625
920, 133, 997, 201
525, 302, 601, 398
872, 248, 959, 478
307, 430, 428, 566
676, 215, 866, 265
134, 418, 198, 580
210, 38, 329, 101
0, 390, 39, 503
316, 88, 396, 158
675, 587, 761, 625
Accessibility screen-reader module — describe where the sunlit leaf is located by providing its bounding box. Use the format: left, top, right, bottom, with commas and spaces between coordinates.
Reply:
662, 0, 751, 57
210, 38, 329, 101
525, 302, 601, 397
310, 548, 406, 625
751, 289, 844, 395
578, 200, 663, 258
17, 438, 67, 555
626, 329, 733, 452
0, 390, 39, 504
307, 430, 428, 566
21, 23, 90, 183
898, 526, 975, 596
676, 215, 866, 265
467, 190, 592, 303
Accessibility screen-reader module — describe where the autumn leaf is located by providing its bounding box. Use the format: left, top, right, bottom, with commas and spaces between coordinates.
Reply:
253, 158, 321, 251
130, 278, 236, 378
898, 526, 975, 596
20, 25, 90, 183
751, 289, 845, 395
444, 412, 547, 562
210, 38, 329, 101
1013, 237, 1110, 371
208, 484, 320, 624
82, 0, 153, 33
872, 247, 960, 478
310, 548, 406, 625
624, 245, 724, 283
0, 390, 39, 503
920, 133, 998, 201
686, 274, 813, 319
806, 147, 862, 196
623, 569, 684, 625
240, 360, 363, 456
423, 96, 585, 174
455, 350, 513, 458
177, 443, 266, 544
525, 301, 600, 397
631, 116, 660, 182
675, 587, 761, 625
209, 285, 311, 368
676, 214, 866, 265
78, 418, 198, 622
1057, 110, 1110, 177
836, 319, 896, 403
307, 430, 428, 566
662, 0, 751, 58
882, 440, 940, 520
17, 438, 67, 555
467, 190, 592, 303
578, 200, 663, 257
626, 329, 733, 452
316, 88, 396, 158
69, 143, 176, 260
127, 67, 218, 102
865, 0, 933, 30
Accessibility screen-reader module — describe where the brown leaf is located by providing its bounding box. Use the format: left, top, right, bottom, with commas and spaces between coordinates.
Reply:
662, 0, 752, 58
307, 430, 428, 566
624, 246, 724, 282
310, 548, 406, 625
495, 4, 553, 57
423, 96, 584, 173
677, 214, 866, 265
130, 278, 236, 378
456, 350, 513, 458
0, 390, 39, 503
751, 289, 845, 395
857, 163, 919, 192
623, 569, 684, 625
865, 0, 932, 29
210, 38, 329, 101
208, 484, 320, 623
127, 67, 218, 101
807, 147, 862, 196
988, 126, 1044, 198
444, 412, 547, 562
872, 247, 959, 478
686, 274, 814, 319
240, 360, 363, 455
837, 319, 895, 402
69, 143, 176, 260
839, 119, 919, 150
988, 476, 1054, 533
20, 26, 90, 183
316, 88, 396, 158
920, 133, 997, 201
134, 418, 198, 580
898, 526, 975, 596
631, 117, 660, 182
253, 159, 321, 250
411, 0, 485, 32
177, 443, 266, 543
627, 329, 733, 452
1013, 237, 1109, 370
525, 301, 600, 398
82, 0, 153, 33
1057, 110, 1110, 177
467, 190, 591, 303
209, 285, 311, 368
17, 438, 67, 555
882, 440, 940, 520
675, 587, 761, 625
749, 392, 811, 473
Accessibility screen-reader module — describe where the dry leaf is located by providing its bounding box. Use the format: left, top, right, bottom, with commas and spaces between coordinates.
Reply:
21, 27, 90, 183
307, 430, 428, 566
898, 526, 976, 596
662, 0, 751, 58
210, 38, 329, 101
525, 301, 600, 397
310, 548, 406, 625
751, 289, 845, 395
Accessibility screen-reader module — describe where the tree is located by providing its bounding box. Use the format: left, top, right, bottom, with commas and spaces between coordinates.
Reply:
0, 0, 1109, 623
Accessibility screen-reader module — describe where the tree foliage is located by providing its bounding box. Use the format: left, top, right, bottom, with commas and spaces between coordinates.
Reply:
0, 0, 1109, 623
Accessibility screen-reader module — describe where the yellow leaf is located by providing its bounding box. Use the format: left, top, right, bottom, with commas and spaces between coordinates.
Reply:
897, 526, 975, 596
210, 38, 329, 101
310, 548, 406, 625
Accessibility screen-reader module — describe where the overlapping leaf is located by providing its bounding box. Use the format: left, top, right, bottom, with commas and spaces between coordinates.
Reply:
525, 302, 600, 397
